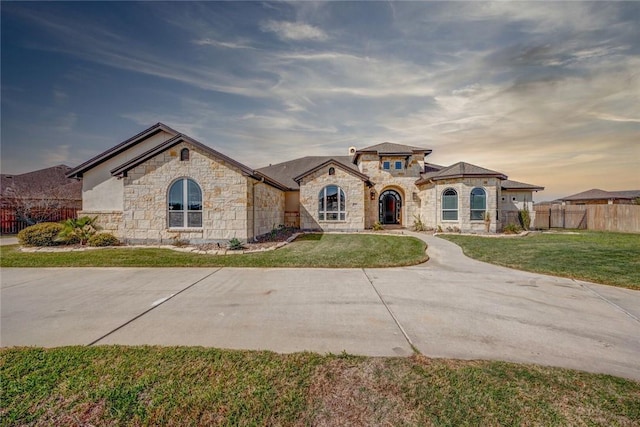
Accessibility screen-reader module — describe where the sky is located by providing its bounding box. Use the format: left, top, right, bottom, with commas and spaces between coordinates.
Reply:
1, 1, 639, 201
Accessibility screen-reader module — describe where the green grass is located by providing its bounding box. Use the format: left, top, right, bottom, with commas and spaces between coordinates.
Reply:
440, 231, 640, 289
0, 234, 427, 268
1, 346, 638, 426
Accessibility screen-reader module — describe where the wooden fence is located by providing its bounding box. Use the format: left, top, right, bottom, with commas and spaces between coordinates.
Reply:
533, 204, 640, 233
0, 207, 80, 234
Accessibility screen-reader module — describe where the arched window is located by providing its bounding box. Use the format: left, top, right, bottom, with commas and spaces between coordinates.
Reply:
168, 178, 202, 228
328, 167, 335, 175
470, 188, 487, 220
442, 188, 458, 221
180, 148, 190, 161
318, 185, 346, 221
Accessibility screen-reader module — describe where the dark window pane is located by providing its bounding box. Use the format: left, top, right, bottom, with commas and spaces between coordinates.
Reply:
318, 190, 324, 211
327, 213, 338, 221
339, 189, 345, 211
395, 161, 402, 169
187, 180, 202, 210
169, 181, 183, 211
470, 188, 486, 210
326, 186, 338, 211
339, 213, 345, 221
169, 212, 184, 227
188, 212, 202, 227
443, 210, 458, 221
471, 210, 485, 220
442, 195, 457, 210
319, 212, 324, 221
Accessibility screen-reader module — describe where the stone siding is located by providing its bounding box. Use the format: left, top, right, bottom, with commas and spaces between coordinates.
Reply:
121, 142, 251, 243
419, 178, 500, 233
251, 180, 285, 238
78, 210, 124, 237
358, 154, 422, 227
299, 164, 366, 231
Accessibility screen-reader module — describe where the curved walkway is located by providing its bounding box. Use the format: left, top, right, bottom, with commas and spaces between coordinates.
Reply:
1, 233, 639, 380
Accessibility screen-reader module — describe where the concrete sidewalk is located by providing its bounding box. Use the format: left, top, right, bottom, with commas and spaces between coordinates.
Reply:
1, 233, 639, 380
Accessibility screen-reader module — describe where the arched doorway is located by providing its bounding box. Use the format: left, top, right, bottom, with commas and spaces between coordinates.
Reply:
379, 189, 402, 225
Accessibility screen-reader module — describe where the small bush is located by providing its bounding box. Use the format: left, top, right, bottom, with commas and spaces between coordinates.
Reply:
413, 214, 427, 232
518, 209, 531, 231
372, 222, 384, 231
228, 237, 244, 250
17, 222, 65, 247
57, 216, 100, 245
503, 223, 522, 234
88, 233, 120, 247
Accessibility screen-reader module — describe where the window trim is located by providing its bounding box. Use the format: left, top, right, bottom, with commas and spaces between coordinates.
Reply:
470, 187, 487, 221
167, 178, 203, 228
318, 185, 346, 221
441, 188, 458, 221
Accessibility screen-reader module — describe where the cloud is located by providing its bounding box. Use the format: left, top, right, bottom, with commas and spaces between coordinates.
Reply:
192, 38, 256, 50
260, 20, 328, 41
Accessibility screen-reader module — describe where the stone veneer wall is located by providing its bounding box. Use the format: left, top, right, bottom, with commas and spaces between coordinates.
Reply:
250, 180, 285, 238
420, 178, 500, 233
77, 210, 124, 237
120, 142, 251, 243
299, 164, 366, 231
358, 154, 422, 227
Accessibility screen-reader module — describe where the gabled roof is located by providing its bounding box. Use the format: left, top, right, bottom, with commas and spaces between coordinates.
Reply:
256, 156, 360, 190
293, 158, 372, 185
501, 179, 545, 191
110, 133, 289, 191
415, 161, 507, 185
353, 142, 432, 163
560, 189, 640, 201
67, 123, 180, 178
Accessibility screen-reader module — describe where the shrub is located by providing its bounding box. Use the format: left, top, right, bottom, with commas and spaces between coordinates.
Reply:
503, 223, 522, 234
228, 237, 244, 250
57, 216, 100, 245
17, 222, 65, 247
518, 209, 531, 231
88, 233, 120, 247
372, 222, 384, 231
413, 214, 427, 232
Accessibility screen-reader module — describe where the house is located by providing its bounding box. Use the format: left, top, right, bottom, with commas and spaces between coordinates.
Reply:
1, 165, 82, 233
559, 189, 640, 205
66, 123, 544, 243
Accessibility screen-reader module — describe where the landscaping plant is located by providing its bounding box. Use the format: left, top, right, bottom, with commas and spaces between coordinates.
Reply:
87, 233, 120, 247
17, 222, 65, 246
57, 216, 100, 245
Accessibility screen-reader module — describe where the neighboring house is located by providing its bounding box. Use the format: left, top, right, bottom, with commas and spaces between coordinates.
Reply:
67, 123, 544, 243
559, 189, 640, 205
1, 165, 82, 233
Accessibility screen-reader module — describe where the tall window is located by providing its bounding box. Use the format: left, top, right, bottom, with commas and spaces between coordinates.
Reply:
180, 148, 190, 161
168, 178, 202, 227
442, 188, 458, 220
383, 161, 390, 170
318, 185, 346, 221
470, 188, 487, 220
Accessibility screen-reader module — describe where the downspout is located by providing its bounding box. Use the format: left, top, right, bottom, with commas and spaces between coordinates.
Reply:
252, 177, 265, 241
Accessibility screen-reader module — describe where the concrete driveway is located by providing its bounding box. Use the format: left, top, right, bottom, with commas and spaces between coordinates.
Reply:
2, 233, 639, 380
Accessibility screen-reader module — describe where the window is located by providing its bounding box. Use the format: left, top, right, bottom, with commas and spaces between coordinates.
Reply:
168, 178, 202, 227
328, 167, 335, 175
318, 185, 346, 221
180, 148, 189, 161
470, 188, 487, 220
395, 161, 402, 170
383, 161, 390, 170
442, 188, 458, 220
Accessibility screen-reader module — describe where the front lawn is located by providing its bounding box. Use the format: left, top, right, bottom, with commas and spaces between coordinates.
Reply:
440, 231, 640, 289
1, 346, 638, 426
0, 233, 427, 268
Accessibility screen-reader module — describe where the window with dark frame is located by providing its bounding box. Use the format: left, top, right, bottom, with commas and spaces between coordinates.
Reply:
180, 148, 190, 161
318, 185, 346, 221
168, 178, 202, 227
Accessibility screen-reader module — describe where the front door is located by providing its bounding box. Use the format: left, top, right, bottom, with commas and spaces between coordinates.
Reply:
379, 190, 402, 224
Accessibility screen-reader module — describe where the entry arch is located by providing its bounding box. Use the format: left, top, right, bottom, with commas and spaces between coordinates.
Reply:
378, 188, 403, 225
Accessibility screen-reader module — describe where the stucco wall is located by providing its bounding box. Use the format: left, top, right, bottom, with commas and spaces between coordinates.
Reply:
118, 142, 250, 243
82, 131, 175, 211
299, 164, 366, 231
250, 180, 285, 238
